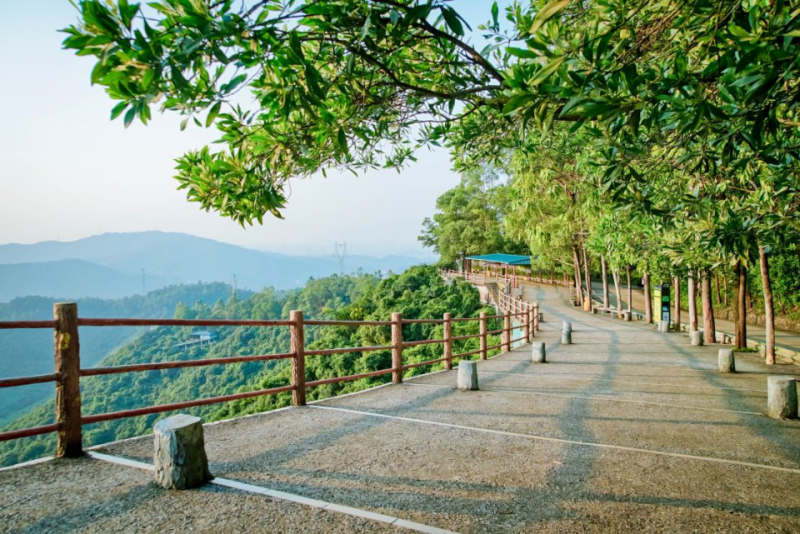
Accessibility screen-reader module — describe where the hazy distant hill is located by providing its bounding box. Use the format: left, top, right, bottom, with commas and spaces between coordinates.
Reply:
0, 232, 423, 300
0, 259, 173, 301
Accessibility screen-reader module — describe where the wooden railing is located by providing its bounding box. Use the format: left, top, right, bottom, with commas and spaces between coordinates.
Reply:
0, 301, 539, 457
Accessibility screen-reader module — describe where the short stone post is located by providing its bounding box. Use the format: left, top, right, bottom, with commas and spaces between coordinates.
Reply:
767, 376, 798, 420
532, 342, 546, 363
154, 414, 212, 490
562, 321, 572, 332
457, 361, 479, 391
718, 349, 735, 373
658, 320, 669, 333
562, 329, 572, 345
690, 331, 703, 346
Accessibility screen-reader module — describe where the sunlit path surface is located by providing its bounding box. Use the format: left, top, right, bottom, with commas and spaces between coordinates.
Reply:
2, 284, 799, 532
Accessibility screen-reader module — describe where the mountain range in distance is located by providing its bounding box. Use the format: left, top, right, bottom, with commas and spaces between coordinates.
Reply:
0, 231, 427, 301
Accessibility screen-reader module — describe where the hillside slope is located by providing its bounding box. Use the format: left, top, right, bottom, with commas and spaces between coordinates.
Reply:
0, 267, 498, 467
0, 283, 247, 424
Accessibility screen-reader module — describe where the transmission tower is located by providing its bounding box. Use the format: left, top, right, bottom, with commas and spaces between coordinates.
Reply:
232, 274, 238, 298
333, 242, 348, 275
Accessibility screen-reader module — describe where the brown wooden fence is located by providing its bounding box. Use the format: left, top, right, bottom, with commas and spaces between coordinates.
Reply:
0, 298, 539, 457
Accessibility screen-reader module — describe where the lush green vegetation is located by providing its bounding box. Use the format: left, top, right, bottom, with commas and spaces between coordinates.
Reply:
419, 166, 528, 266
0, 282, 245, 425
0, 266, 499, 466
63, 2, 798, 359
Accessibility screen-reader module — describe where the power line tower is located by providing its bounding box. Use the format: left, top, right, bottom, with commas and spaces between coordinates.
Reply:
232, 274, 238, 299
333, 242, 348, 275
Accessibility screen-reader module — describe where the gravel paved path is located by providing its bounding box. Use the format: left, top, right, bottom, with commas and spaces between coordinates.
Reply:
3, 283, 799, 532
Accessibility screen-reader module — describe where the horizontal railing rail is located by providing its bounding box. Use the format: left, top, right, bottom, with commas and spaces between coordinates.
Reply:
0, 299, 542, 457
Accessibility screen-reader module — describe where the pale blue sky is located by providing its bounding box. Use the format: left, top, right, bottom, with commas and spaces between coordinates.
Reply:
0, 1, 502, 257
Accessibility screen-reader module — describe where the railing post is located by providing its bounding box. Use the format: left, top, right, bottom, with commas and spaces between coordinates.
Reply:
443, 312, 452, 371
392, 312, 403, 383
534, 304, 540, 332
528, 306, 535, 341
523, 305, 530, 343
479, 312, 487, 360
290, 310, 306, 406
502, 311, 511, 352
54, 302, 82, 458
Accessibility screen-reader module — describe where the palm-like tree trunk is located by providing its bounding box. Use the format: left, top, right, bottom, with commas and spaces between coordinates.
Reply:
701, 270, 716, 344
601, 256, 610, 308
688, 269, 697, 332
735, 260, 748, 349
643, 271, 652, 324
759, 246, 775, 364
673, 276, 681, 330
613, 270, 622, 318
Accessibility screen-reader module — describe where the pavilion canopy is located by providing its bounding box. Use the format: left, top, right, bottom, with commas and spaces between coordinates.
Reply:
465, 254, 531, 266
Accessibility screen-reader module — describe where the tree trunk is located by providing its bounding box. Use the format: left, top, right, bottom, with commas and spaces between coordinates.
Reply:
613, 270, 622, 318
688, 269, 697, 332
723, 274, 729, 306
643, 271, 652, 324
550, 268, 554, 284
626, 265, 633, 314
673, 276, 681, 330
759, 246, 776, 364
701, 270, 716, 344
601, 256, 610, 308
714, 272, 721, 305
735, 260, 748, 350
572, 247, 583, 304
582, 245, 592, 306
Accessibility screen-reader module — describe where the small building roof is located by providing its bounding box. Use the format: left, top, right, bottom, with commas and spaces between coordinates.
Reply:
465, 253, 531, 266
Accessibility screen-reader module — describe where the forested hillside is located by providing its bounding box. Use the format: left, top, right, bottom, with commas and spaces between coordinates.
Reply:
0, 283, 246, 425
0, 266, 496, 467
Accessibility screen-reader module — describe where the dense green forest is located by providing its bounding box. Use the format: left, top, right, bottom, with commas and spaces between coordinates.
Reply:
0, 266, 499, 466
0, 283, 246, 424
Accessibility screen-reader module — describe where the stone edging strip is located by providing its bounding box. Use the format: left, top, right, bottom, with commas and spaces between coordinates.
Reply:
86, 451, 457, 534
310, 405, 800, 475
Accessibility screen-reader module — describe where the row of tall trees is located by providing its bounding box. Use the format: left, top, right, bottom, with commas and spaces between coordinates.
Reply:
65, 0, 799, 362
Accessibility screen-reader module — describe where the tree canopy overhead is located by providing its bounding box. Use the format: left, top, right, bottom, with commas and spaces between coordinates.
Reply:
63, 0, 800, 225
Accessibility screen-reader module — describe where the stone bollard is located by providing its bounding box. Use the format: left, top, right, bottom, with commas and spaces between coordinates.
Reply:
562, 329, 572, 345
718, 349, 735, 373
457, 361, 479, 391
538, 312, 543, 322
154, 414, 213, 490
767, 376, 798, 420
562, 321, 572, 332
532, 342, 546, 363
690, 331, 703, 346
658, 321, 670, 333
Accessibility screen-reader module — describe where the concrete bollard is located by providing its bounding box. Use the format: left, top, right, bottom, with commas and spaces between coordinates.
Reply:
690, 331, 703, 346
718, 349, 735, 373
457, 361, 479, 391
658, 321, 670, 333
154, 414, 213, 490
561, 330, 572, 345
767, 376, 798, 420
562, 321, 572, 332
532, 342, 546, 363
